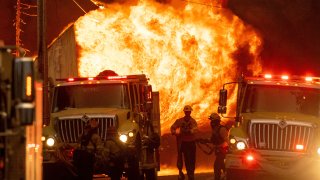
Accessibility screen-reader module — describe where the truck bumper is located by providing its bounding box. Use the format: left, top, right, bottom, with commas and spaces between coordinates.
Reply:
226, 152, 320, 179
43, 149, 59, 162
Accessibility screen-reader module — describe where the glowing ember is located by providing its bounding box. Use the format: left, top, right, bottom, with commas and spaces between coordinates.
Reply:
74, 0, 262, 134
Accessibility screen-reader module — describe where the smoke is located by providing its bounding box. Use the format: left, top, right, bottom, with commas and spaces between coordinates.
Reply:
228, 0, 320, 75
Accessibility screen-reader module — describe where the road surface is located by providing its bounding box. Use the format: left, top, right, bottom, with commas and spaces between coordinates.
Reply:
93, 172, 216, 180
158, 172, 215, 180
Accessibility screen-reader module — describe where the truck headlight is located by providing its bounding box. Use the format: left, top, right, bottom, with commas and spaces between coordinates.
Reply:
46, 137, 55, 147
230, 138, 236, 144
317, 147, 320, 155
119, 134, 128, 143
41, 136, 46, 141
236, 141, 246, 150
128, 132, 134, 137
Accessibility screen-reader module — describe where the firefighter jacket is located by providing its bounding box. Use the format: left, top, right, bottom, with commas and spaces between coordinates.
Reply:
101, 137, 125, 166
211, 125, 229, 148
171, 116, 198, 142
73, 127, 104, 173
78, 127, 104, 153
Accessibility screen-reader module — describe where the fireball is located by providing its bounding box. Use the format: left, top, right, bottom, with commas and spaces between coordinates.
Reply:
74, 0, 262, 134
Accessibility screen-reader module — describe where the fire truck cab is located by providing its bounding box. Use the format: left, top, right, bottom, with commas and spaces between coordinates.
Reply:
42, 73, 160, 179
218, 74, 320, 180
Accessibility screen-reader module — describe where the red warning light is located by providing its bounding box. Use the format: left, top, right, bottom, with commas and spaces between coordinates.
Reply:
246, 154, 254, 161
281, 75, 289, 80
264, 74, 272, 79
305, 77, 313, 82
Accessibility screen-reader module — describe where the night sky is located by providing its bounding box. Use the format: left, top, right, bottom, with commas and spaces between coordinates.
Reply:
229, 0, 320, 75
1, 0, 320, 75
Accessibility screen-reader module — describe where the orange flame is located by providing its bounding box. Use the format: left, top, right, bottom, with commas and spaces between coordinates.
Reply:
74, 0, 262, 134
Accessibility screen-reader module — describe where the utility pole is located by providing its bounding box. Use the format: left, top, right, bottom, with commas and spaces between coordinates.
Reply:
37, 0, 49, 124
15, 0, 21, 56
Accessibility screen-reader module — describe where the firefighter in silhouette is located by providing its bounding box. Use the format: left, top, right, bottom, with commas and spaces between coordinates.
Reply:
102, 126, 125, 180
171, 105, 198, 180
73, 115, 103, 180
209, 113, 229, 180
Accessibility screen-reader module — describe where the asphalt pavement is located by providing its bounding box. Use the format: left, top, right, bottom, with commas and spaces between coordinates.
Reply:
92, 172, 216, 180
158, 172, 215, 180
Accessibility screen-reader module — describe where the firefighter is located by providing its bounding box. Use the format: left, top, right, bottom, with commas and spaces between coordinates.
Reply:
171, 105, 198, 180
209, 113, 229, 180
73, 115, 103, 180
102, 126, 125, 180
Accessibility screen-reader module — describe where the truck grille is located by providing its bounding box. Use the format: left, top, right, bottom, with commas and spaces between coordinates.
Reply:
249, 120, 315, 152
56, 115, 117, 143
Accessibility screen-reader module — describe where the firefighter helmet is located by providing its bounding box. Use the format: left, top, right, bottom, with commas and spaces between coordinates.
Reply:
183, 105, 193, 112
209, 113, 221, 121
209, 113, 221, 128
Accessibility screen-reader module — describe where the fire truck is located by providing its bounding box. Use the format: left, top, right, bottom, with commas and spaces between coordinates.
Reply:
218, 74, 320, 180
42, 72, 160, 179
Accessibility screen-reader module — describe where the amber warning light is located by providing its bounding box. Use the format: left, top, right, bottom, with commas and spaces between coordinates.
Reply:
26, 75, 32, 97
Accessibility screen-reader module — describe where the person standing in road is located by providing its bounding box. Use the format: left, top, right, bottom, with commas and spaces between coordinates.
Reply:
73, 115, 103, 180
102, 126, 125, 180
209, 113, 229, 180
171, 105, 198, 180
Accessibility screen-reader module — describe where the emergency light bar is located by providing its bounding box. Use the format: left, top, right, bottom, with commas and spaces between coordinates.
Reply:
56, 74, 147, 82
107, 75, 127, 80
250, 74, 320, 83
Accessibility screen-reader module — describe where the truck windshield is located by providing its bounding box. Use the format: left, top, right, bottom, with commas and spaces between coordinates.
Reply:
52, 83, 130, 112
242, 84, 320, 117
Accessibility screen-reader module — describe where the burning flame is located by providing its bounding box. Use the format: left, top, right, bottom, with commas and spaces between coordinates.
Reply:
74, 0, 262, 134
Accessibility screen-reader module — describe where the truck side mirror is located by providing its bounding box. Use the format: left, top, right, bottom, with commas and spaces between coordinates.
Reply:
218, 89, 227, 114
13, 57, 35, 125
